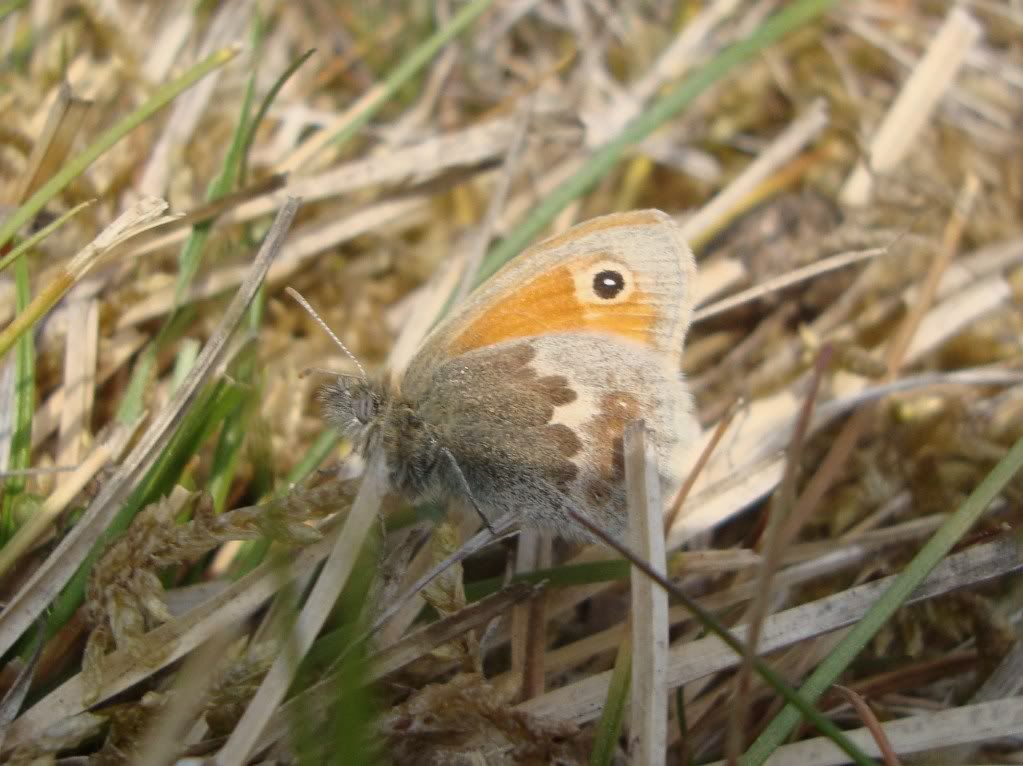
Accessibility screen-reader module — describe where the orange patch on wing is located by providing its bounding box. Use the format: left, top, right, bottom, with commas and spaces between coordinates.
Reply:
537, 210, 664, 251
449, 264, 655, 354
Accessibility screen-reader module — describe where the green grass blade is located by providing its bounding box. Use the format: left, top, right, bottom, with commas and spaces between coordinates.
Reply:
741, 434, 1023, 765
0, 45, 239, 260
0, 200, 92, 274
115, 344, 155, 424
473, 0, 835, 286
208, 339, 260, 514
209, 399, 248, 514
170, 339, 200, 392
115, 308, 192, 425
120, 42, 260, 451
321, 542, 379, 765
210, 40, 316, 512
286, 430, 342, 486
239, 47, 316, 188
675, 686, 691, 766
590, 638, 631, 766
174, 61, 255, 305
466, 559, 629, 600
570, 515, 874, 763
0, 255, 35, 545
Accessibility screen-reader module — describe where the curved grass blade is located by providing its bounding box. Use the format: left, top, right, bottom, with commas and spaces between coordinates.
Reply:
238, 47, 316, 189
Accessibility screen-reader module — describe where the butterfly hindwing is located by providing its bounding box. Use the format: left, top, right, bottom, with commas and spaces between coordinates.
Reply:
400, 333, 698, 539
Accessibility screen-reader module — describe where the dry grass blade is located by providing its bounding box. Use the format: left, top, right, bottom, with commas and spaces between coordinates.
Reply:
254, 582, 539, 755
10, 82, 91, 204
130, 626, 241, 766
692, 247, 887, 324
561, 500, 872, 763
841, 7, 981, 205
509, 534, 892, 689
0, 197, 173, 359
454, 107, 531, 304
56, 297, 98, 468
0, 197, 300, 660
680, 98, 829, 246
743, 428, 1023, 763
510, 528, 550, 701
138, 0, 251, 195
726, 346, 831, 761
372, 582, 538, 680
625, 422, 670, 766
5, 517, 338, 750
520, 537, 1021, 724
739, 697, 1023, 766
664, 398, 739, 535
0, 420, 140, 578
116, 194, 427, 328
277, 0, 499, 172
673, 360, 1003, 547
776, 175, 980, 549
0, 620, 42, 752
212, 450, 387, 765
939, 641, 1023, 763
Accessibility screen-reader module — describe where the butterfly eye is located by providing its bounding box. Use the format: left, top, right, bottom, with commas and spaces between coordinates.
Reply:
353, 394, 377, 424
592, 269, 625, 300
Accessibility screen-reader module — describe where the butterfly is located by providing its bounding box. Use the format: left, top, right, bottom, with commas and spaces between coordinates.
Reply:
319, 209, 700, 542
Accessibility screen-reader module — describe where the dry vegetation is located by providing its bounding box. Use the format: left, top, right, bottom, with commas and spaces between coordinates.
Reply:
1, 1, 1023, 764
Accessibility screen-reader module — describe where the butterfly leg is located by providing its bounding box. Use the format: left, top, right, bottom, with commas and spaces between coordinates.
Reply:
439, 446, 498, 534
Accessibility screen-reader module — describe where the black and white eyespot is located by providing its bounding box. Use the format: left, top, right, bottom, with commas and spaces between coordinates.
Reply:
573, 259, 636, 305
592, 269, 625, 299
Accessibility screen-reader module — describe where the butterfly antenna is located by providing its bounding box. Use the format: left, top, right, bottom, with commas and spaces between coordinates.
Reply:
286, 286, 368, 380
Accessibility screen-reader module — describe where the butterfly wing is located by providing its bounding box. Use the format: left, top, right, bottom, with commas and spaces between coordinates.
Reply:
402, 334, 698, 540
407, 209, 697, 378
395, 210, 699, 539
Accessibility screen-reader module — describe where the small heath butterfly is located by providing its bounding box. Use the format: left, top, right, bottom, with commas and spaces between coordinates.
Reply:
318, 209, 700, 542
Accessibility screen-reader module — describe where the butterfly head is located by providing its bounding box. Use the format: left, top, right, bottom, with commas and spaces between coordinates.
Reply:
320, 375, 443, 501
318, 375, 387, 452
